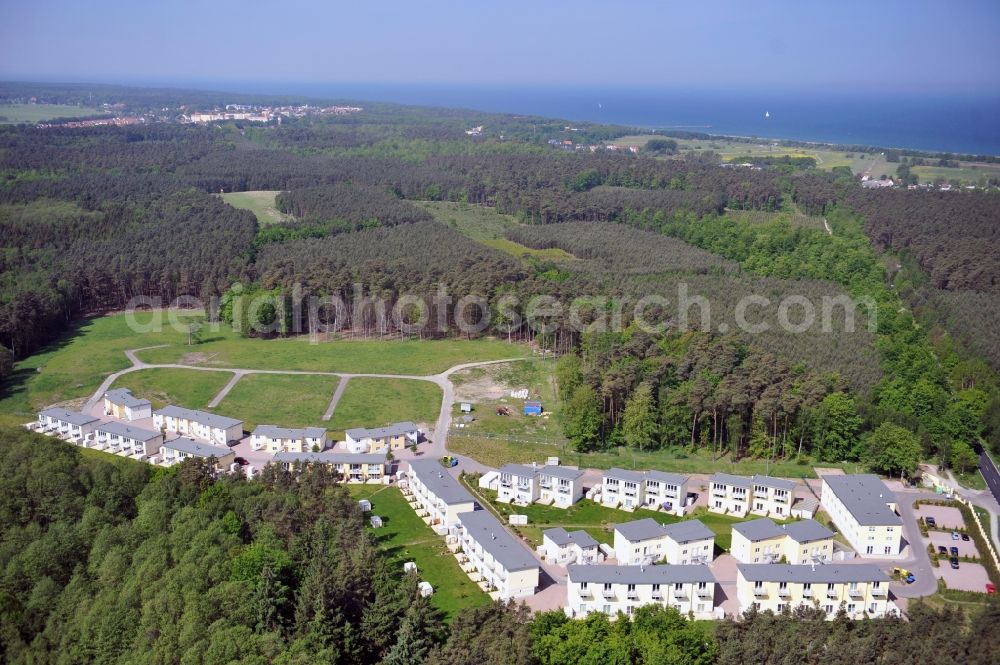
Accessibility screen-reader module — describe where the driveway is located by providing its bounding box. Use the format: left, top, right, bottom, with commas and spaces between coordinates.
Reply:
889, 489, 940, 598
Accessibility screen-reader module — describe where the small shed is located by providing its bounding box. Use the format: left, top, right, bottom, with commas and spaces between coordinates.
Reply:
358, 499, 372, 513
460, 402, 473, 413
418, 581, 434, 597
524, 400, 542, 416
509, 514, 528, 526
403, 561, 418, 574
369, 515, 383, 528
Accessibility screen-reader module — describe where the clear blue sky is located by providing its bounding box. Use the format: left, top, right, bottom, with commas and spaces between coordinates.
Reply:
2, 0, 999, 93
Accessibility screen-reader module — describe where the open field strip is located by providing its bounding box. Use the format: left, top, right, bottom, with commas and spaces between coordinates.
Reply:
218, 190, 294, 224
0, 103, 106, 123
347, 484, 490, 619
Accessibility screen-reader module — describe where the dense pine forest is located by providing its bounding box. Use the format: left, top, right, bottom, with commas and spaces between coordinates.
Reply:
2, 430, 997, 665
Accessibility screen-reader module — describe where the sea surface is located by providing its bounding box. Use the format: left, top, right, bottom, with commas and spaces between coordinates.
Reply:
211, 82, 1000, 156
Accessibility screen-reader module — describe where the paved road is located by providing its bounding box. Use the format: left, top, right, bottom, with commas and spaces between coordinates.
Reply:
207, 371, 244, 407
890, 489, 939, 598
975, 441, 1000, 507
322, 376, 350, 421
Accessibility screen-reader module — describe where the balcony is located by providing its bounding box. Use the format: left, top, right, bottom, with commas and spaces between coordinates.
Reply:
651, 589, 663, 600
848, 587, 864, 598
827, 588, 839, 599
872, 587, 887, 597
672, 588, 689, 600
697, 587, 713, 599
777, 587, 791, 598
602, 588, 615, 599
753, 587, 768, 598
802, 588, 813, 598
627, 589, 638, 600
578, 587, 593, 599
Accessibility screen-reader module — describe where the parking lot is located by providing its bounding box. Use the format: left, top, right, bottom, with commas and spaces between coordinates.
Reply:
928, 530, 979, 558
935, 560, 992, 592
915, 504, 965, 530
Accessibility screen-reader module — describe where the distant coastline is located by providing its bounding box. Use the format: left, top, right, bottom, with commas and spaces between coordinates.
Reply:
219, 82, 1000, 157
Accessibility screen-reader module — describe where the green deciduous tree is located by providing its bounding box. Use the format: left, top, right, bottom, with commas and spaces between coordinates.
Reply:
863, 421, 923, 478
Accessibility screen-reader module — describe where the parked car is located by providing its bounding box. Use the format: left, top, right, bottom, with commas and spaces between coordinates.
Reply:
961, 533, 970, 541
950, 557, 960, 569
234, 457, 249, 466
938, 545, 948, 554
925, 516, 937, 527
951, 531, 961, 540
986, 583, 996, 594
950, 546, 959, 556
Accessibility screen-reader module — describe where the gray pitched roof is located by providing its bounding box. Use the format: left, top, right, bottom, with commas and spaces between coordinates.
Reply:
544, 527, 599, 549
346, 421, 418, 440
103, 388, 150, 409
539, 465, 584, 481
154, 405, 243, 430
709, 472, 752, 488
499, 463, 539, 478
162, 437, 232, 458
458, 510, 539, 572
750, 474, 796, 491
732, 518, 786, 541
605, 467, 646, 484
272, 451, 387, 465
645, 470, 689, 485
615, 518, 668, 542
96, 421, 161, 442
252, 424, 326, 440
793, 497, 820, 512
568, 564, 715, 585
661, 519, 714, 544
822, 474, 902, 526
39, 407, 99, 427
737, 563, 890, 584
408, 459, 476, 506
783, 519, 835, 543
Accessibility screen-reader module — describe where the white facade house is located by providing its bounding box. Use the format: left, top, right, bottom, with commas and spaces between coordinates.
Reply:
821, 475, 902, 557
251, 425, 327, 453
152, 405, 244, 446
538, 465, 585, 507
453, 510, 540, 600
159, 437, 235, 468
542, 527, 601, 565
36, 408, 99, 442
566, 564, 718, 620
730, 518, 835, 564
496, 463, 584, 508
600, 468, 647, 511
344, 421, 418, 453
736, 564, 896, 620
750, 475, 795, 517
94, 421, 162, 458
497, 463, 539, 504
708, 473, 752, 516
271, 451, 388, 483
613, 518, 714, 566
643, 471, 689, 516
406, 459, 476, 527
102, 388, 152, 421
600, 469, 690, 515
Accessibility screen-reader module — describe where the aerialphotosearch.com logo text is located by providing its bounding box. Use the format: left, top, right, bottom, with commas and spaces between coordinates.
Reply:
123, 283, 877, 339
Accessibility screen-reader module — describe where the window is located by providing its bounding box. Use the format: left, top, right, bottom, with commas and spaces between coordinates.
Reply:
869, 603, 877, 613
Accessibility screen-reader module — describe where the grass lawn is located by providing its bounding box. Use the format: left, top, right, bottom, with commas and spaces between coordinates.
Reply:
416, 201, 576, 261
328, 378, 441, 430
955, 469, 987, 491
463, 480, 782, 552
448, 436, 840, 479
136, 325, 527, 374
215, 373, 339, 431
0, 104, 105, 123
973, 506, 992, 542
219, 190, 293, 225
111, 368, 233, 411
348, 485, 489, 619
0, 313, 206, 423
